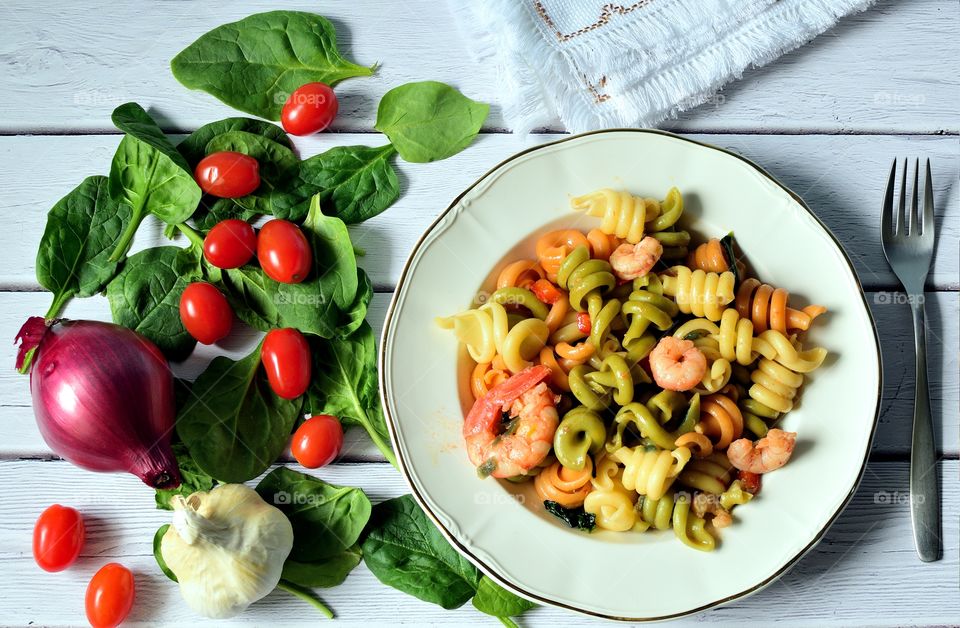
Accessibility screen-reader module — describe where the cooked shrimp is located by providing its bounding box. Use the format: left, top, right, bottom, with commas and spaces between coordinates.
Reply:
727, 429, 797, 474
609, 236, 663, 281
463, 365, 559, 478
649, 336, 707, 392
693, 493, 733, 528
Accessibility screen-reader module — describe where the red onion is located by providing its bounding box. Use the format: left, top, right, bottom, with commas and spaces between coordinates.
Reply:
15, 317, 181, 489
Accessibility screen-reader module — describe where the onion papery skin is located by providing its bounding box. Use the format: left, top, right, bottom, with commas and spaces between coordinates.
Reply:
27, 319, 181, 489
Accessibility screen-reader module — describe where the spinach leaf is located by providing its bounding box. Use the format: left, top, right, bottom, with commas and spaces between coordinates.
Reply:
306, 322, 396, 466
361, 495, 481, 609
543, 500, 596, 531
280, 545, 362, 588
107, 103, 202, 260
176, 345, 300, 482
105, 245, 200, 360
298, 145, 399, 223
375, 81, 489, 163
472, 575, 535, 620
337, 269, 373, 338
171, 11, 373, 119
192, 197, 258, 231
720, 232, 741, 284
178, 117, 291, 165
204, 130, 304, 217
153, 524, 178, 582
303, 194, 357, 310
256, 467, 371, 562
154, 441, 216, 510
35, 176, 131, 319
220, 265, 340, 337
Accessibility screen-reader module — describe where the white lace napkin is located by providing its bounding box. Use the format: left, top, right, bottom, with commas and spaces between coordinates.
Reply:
451, 0, 875, 133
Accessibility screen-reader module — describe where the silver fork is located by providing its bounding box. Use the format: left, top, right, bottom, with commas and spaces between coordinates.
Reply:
880, 158, 941, 562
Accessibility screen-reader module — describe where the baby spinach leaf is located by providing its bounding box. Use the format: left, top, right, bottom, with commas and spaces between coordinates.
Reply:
154, 441, 216, 510
298, 145, 399, 223
362, 495, 481, 609
337, 269, 373, 338
375, 81, 489, 163
256, 467, 371, 562
191, 197, 259, 231
176, 345, 300, 482
472, 575, 535, 619
205, 130, 304, 217
108, 103, 202, 260
543, 500, 596, 531
105, 245, 200, 360
171, 11, 373, 119
280, 545, 362, 588
153, 524, 178, 582
306, 322, 396, 467
303, 195, 357, 310
220, 265, 340, 337
178, 117, 291, 166
35, 176, 131, 319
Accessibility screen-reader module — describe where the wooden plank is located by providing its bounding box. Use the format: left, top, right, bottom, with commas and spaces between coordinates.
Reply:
0, 0, 956, 134
0, 459, 955, 626
0, 290, 956, 459
0, 133, 956, 291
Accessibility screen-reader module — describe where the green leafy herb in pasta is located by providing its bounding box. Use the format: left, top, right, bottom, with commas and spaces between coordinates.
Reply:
543, 500, 597, 531
171, 11, 373, 119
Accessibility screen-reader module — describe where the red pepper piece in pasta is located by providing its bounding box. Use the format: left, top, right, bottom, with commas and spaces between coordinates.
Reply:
738, 470, 762, 494
531, 279, 563, 305
576, 312, 591, 334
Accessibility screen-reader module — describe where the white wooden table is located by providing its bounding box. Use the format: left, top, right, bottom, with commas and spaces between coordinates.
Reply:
1, 1, 957, 625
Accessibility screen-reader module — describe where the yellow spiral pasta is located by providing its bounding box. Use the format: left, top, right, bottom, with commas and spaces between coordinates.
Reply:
534, 458, 593, 508
571, 189, 657, 244
583, 457, 637, 531
746, 357, 805, 414
660, 266, 735, 321
500, 318, 550, 373
612, 446, 692, 500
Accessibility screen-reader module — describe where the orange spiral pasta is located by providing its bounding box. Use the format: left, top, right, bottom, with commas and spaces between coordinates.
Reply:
687, 238, 730, 273
496, 260, 545, 290
586, 228, 621, 261
536, 230, 590, 278
735, 278, 827, 334
695, 393, 744, 451
543, 293, 570, 333
470, 361, 510, 400
674, 432, 714, 457
534, 458, 594, 507
538, 346, 570, 391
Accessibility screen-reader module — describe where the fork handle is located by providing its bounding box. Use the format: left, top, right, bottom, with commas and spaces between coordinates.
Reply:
909, 296, 941, 562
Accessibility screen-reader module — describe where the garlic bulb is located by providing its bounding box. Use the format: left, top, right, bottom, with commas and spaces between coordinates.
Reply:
161, 483, 294, 618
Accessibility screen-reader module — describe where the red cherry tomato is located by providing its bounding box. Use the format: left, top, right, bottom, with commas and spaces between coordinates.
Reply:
291, 415, 344, 468
738, 470, 763, 494
261, 328, 311, 399
203, 219, 257, 269
530, 278, 562, 305
281, 83, 339, 136
257, 220, 312, 284
85, 563, 135, 628
33, 504, 84, 572
179, 282, 233, 345
194, 151, 260, 198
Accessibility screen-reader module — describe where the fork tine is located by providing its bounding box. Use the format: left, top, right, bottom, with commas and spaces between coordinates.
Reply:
922, 158, 935, 236
881, 158, 896, 237
897, 157, 907, 235
910, 158, 920, 236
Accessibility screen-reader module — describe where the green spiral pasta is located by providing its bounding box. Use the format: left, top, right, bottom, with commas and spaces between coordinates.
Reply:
553, 406, 606, 471
677, 452, 735, 495
646, 187, 691, 260
608, 393, 700, 452
636, 490, 716, 552
621, 287, 678, 360
557, 245, 615, 313
720, 480, 754, 511
489, 287, 549, 320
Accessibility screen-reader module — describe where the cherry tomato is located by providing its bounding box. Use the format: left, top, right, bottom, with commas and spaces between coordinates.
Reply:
203, 219, 257, 269
257, 220, 312, 284
530, 279, 562, 305
32, 504, 84, 572
179, 282, 233, 345
292, 415, 344, 468
281, 82, 339, 135
194, 151, 260, 198
576, 312, 591, 334
261, 328, 311, 399
85, 563, 135, 628
738, 470, 763, 494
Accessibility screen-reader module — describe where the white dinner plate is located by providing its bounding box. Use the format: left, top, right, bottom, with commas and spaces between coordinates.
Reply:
379, 129, 881, 620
